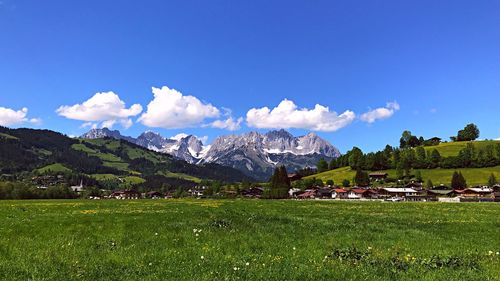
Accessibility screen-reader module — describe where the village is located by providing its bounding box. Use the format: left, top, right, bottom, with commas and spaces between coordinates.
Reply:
72, 172, 500, 202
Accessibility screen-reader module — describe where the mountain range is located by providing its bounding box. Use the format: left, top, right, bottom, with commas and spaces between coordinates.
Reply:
81, 128, 341, 180
0, 126, 253, 186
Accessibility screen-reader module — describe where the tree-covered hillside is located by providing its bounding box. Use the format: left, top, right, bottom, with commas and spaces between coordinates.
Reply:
0, 127, 253, 187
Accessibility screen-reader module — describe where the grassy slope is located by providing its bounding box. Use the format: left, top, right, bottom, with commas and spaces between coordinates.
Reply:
307, 140, 500, 186
424, 140, 500, 157
308, 166, 500, 186
162, 171, 202, 183
75, 139, 203, 183
0, 132, 18, 140
0, 200, 498, 281
36, 163, 72, 174
80, 139, 164, 164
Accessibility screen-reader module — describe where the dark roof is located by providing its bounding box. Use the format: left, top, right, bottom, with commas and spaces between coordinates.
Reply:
369, 172, 388, 176
147, 191, 163, 196
427, 190, 454, 195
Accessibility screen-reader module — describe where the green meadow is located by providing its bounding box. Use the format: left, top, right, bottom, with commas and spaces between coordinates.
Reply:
308, 166, 500, 187
0, 199, 498, 280
424, 140, 500, 158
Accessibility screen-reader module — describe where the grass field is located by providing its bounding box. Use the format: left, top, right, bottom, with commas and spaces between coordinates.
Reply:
308, 166, 500, 186
35, 163, 73, 174
0, 199, 498, 280
424, 140, 500, 157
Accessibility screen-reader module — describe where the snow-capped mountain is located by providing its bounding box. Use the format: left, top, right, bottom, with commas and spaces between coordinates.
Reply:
202, 129, 340, 180
80, 128, 206, 164
80, 128, 136, 143
81, 128, 340, 180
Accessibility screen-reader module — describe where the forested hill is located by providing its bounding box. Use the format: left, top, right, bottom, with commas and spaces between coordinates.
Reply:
0, 126, 253, 184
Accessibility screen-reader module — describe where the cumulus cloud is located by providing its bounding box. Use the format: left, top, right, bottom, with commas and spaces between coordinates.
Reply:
0, 106, 41, 126
360, 101, 400, 123
208, 117, 243, 131
138, 86, 220, 129
56, 92, 142, 129
246, 99, 356, 132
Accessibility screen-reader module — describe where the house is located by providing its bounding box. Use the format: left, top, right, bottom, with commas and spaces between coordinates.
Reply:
288, 188, 302, 198
378, 188, 418, 198
424, 137, 441, 146
369, 172, 388, 181
188, 186, 206, 197
493, 185, 500, 202
242, 187, 264, 198
458, 187, 493, 198
297, 189, 316, 199
146, 191, 163, 199
331, 188, 348, 199
426, 189, 456, 198
317, 188, 332, 198
405, 181, 423, 191
70, 180, 84, 193
110, 190, 141, 199
347, 188, 378, 199
287, 174, 303, 182
348, 188, 366, 199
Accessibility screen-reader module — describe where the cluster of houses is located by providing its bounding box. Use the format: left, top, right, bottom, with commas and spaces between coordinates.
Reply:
100, 182, 500, 202
282, 173, 500, 202
30, 173, 500, 203
288, 183, 500, 202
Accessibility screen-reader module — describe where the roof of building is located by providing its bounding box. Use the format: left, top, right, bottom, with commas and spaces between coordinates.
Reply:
369, 172, 388, 176
334, 188, 347, 193
427, 189, 454, 195
298, 190, 316, 197
382, 188, 418, 193
464, 188, 493, 193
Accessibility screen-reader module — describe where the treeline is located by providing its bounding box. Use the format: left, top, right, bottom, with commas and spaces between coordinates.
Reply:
0, 182, 77, 200
326, 127, 500, 176
0, 126, 254, 186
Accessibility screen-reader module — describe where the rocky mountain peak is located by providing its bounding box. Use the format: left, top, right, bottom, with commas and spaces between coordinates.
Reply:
81, 128, 340, 180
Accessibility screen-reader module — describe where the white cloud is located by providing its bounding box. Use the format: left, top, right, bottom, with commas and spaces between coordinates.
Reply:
360, 101, 400, 123
0, 106, 41, 126
208, 117, 243, 131
80, 122, 97, 129
138, 86, 220, 129
56, 92, 142, 129
246, 99, 355, 132
29, 118, 42, 125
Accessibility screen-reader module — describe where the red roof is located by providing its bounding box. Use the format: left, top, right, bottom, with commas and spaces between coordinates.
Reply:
334, 188, 347, 193
298, 190, 316, 198
351, 188, 367, 194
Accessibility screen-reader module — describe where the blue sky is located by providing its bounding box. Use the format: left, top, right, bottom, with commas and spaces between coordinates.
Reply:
0, 0, 499, 153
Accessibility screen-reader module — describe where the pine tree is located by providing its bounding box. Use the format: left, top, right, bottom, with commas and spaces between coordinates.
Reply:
317, 158, 329, 173
451, 171, 467, 189
415, 170, 423, 183
354, 169, 370, 187
488, 173, 497, 187
429, 149, 441, 168
426, 179, 434, 189
266, 165, 290, 199
451, 171, 460, 189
